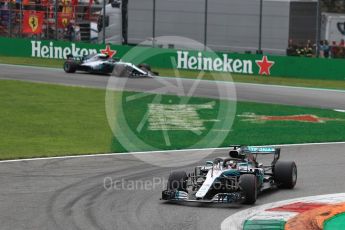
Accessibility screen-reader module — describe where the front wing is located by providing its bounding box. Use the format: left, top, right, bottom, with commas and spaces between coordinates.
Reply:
161, 190, 244, 204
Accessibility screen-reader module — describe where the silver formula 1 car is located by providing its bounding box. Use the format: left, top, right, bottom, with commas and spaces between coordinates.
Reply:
162, 146, 297, 205
63, 53, 158, 77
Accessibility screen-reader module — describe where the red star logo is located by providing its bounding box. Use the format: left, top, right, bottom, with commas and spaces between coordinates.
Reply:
100, 45, 116, 58
255, 56, 274, 75
262, 115, 331, 123
239, 113, 344, 123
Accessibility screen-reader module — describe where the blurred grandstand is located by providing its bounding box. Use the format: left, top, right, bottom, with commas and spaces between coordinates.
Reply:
0, 0, 116, 42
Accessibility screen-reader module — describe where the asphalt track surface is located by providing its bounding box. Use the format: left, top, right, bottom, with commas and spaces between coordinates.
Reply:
1, 64, 345, 230
1, 144, 345, 230
1, 64, 345, 109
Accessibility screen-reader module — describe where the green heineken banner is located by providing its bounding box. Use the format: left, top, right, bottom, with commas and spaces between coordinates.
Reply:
1, 36, 345, 80
0, 37, 132, 60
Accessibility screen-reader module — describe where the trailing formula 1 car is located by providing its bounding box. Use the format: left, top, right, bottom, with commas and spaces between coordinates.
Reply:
161, 146, 297, 204
63, 53, 158, 77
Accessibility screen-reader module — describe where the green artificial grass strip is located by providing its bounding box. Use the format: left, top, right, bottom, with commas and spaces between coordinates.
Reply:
110, 91, 345, 152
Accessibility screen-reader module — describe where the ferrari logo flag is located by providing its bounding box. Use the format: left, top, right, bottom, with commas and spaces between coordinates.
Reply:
23, 11, 44, 34
58, 12, 72, 28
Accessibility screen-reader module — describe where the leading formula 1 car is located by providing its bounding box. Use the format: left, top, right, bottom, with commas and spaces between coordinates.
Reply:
161, 146, 297, 204
63, 53, 158, 77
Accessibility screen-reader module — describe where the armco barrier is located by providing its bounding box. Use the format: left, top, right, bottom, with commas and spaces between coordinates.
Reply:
1, 37, 345, 80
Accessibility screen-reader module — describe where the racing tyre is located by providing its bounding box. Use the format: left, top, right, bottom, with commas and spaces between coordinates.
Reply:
239, 174, 257, 204
274, 161, 297, 189
112, 64, 130, 77
138, 63, 151, 71
64, 61, 77, 73
167, 171, 188, 192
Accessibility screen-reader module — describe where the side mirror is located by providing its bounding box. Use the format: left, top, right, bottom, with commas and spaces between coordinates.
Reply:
230, 150, 246, 159
229, 150, 239, 158
206, 161, 213, 166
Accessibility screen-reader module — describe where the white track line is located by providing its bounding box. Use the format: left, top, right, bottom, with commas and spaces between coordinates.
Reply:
0, 147, 225, 163
1, 141, 345, 163
0, 63, 63, 71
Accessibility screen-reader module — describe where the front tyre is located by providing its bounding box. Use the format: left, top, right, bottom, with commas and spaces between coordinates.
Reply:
274, 161, 297, 189
64, 61, 77, 73
167, 171, 188, 192
239, 174, 257, 204
138, 63, 151, 71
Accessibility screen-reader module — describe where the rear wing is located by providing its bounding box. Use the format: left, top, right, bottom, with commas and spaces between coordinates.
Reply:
229, 145, 281, 164
245, 146, 280, 155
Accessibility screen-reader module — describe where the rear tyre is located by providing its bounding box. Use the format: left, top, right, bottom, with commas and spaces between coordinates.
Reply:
274, 161, 297, 189
167, 171, 188, 192
239, 174, 257, 204
64, 61, 77, 73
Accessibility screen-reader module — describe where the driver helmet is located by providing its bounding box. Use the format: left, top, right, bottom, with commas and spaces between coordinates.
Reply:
227, 160, 237, 169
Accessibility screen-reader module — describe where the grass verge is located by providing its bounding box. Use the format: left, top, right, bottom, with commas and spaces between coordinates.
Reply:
1, 79, 345, 160
1, 56, 345, 90
0, 80, 113, 159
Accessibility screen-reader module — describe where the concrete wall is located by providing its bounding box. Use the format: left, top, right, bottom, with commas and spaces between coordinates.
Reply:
126, 0, 294, 54
98, 4, 123, 44
127, 0, 154, 43
262, 0, 290, 53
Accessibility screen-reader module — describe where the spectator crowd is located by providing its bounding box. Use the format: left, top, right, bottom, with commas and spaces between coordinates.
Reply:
287, 38, 345, 58
0, 0, 96, 41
